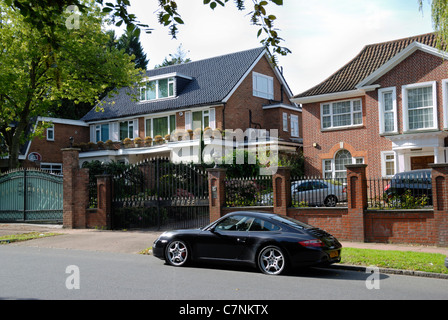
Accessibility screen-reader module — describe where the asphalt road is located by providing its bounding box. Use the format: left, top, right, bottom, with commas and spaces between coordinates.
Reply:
1, 245, 447, 301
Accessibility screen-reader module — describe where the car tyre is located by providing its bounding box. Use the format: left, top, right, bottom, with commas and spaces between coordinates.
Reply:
257, 245, 287, 275
165, 240, 190, 267
324, 195, 338, 207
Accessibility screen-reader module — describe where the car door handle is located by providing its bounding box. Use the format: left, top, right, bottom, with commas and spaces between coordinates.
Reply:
237, 237, 246, 243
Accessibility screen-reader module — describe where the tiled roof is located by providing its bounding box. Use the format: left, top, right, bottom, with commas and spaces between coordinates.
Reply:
81, 47, 266, 122
294, 33, 440, 99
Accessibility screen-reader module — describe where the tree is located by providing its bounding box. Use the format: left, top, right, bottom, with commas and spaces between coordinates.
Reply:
420, 0, 448, 47
4, 0, 290, 61
0, 1, 141, 169
155, 44, 191, 68
116, 28, 149, 70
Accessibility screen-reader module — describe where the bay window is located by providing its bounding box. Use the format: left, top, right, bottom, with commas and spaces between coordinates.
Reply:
140, 77, 175, 101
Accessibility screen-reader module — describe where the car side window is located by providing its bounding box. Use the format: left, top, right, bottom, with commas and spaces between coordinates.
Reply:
249, 218, 280, 232
215, 215, 253, 231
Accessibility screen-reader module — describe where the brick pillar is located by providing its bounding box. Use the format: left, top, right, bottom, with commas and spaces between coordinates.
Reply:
429, 164, 448, 246
62, 148, 89, 229
346, 164, 368, 242
93, 175, 112, 229
207, 168, 227, 223
273, 167, 291, 216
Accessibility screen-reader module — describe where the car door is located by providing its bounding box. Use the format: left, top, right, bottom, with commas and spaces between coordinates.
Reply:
194, 215, 252, 261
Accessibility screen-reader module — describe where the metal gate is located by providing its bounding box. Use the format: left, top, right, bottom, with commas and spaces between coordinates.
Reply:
0, 168, 63, 222
112, 158, 209, 230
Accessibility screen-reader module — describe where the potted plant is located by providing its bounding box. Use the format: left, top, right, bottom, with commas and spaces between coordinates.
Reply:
144, 136, 153, 147
97, 141, 104, 150
134, 137, 143, 147
187, 129, 193, 140
154, 135, 164, 145
164, 134, 171, 142
105, 140, 114, 150
123, 137, 133, 148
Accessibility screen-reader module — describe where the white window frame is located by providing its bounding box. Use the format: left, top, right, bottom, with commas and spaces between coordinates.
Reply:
140, 77, 175, 102
119, 120, 138, 140
291, 114, 299, 137
322, 150, 364, 179
253, 72, 274, 100
40, 163, 62, 174
442, 79, 448, 129
46, 125, 54, 141
378, 87, 398, 135
283, 113, 288, 132
402, 81, 438, 132
94, 123, 110, 143
185, 108, 216, 131
381, 151, 396, 178
145, 114, 177, 138
320, 99, 363, 130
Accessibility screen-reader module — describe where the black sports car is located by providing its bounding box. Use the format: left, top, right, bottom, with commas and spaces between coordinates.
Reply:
152, 211, 342, 275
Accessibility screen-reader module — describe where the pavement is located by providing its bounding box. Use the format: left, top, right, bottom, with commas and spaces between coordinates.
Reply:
1, 223, 447, 278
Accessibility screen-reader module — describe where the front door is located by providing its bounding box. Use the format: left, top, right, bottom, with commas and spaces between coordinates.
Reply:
411, 156, 435, 170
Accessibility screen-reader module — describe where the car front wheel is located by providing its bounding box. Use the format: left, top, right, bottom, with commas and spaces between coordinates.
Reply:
165, 240, 189, 267
258, 245, 286, 275
324, 195, 338, 207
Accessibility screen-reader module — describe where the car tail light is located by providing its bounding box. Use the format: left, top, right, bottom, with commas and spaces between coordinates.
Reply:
342, 187, 347, 193
384, 183, 391, 192
299, 239, 324, 248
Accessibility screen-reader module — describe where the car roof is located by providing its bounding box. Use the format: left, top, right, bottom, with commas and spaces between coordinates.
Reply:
224, 211, 277, 219
394, 169, 431, 176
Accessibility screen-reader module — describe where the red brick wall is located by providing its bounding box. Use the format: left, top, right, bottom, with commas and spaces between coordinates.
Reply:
25, 122, 89, 167
302, 50, 448, 178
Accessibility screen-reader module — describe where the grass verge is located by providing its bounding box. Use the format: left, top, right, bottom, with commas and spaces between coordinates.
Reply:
340, 247, 448, 274
0, 232, 61, 244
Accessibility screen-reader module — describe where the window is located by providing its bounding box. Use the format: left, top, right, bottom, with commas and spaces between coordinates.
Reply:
402, 81, 437, 132
46, 125, 54, 141
145, 115, 176, 138
120, 120, 134, 140
291, 114, 299, 137
95, 124, 109, 142
40, 163, 62, 174
323, 149, 363, 179
283, 113, 288, 131
249, 218, 280, 232
378, 87, 397, 134
381, 151, 396, 177
214, 215, 253, 232
253, 72, 274, 100
321, 99, 363, 130
140, 78, 175, 101
185, 109, 215, 131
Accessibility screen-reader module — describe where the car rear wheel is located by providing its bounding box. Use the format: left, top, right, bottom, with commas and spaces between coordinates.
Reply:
165, 240, 189, 267
324, 195, 337, 207
258, 245, 286, 275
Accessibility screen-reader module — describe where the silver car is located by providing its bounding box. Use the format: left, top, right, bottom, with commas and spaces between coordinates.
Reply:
291, 180, 347, 207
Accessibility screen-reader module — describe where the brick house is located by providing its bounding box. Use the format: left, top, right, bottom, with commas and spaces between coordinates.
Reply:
292, 33, 448, 179
0, 117, 89, 173
78, 47, 302, 166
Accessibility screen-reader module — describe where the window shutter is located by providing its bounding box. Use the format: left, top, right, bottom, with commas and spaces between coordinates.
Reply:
110, 122, 119, 141
90, 125, 95, 142
209, 108, 216, 129
133, 119, 139, 139
185, 111, 191, 130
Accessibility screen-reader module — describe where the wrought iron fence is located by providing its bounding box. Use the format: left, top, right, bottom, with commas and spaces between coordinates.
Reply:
291, 177, 348, 208
366, 175, 432, 209
112, 157, 210, 230
225, 175, 273, 207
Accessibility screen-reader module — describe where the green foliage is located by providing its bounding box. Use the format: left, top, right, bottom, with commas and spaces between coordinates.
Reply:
0, 1, 141, 168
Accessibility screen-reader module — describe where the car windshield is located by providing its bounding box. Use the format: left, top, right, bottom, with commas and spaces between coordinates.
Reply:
272, 215, 312, 230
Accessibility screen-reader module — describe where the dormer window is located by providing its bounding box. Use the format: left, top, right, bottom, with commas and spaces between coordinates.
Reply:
140, 77, 175, 101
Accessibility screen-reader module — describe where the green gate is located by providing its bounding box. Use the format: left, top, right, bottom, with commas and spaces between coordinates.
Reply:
0, 168, 63, 222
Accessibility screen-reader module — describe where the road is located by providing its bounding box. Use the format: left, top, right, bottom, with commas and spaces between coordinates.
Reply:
1, 246, 447, 302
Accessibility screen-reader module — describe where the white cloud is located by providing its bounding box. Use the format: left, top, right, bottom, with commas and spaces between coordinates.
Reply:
121, 0, 434, 95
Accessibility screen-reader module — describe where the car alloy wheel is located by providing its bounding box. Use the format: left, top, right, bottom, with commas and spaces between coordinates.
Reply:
166, 240, 189, 267
258, 245, 286, 275
324, 195, 337, 207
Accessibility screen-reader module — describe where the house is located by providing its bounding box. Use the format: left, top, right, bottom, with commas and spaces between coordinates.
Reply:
0, 117, 89, 173
78, 47, 302, 166
291, 32, 448, 179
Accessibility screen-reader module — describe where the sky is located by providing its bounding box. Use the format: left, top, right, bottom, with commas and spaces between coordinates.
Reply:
114, 0, 435, 96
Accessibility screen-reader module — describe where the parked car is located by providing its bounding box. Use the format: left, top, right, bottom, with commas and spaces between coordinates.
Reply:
152, 211, 342, 275
384, 169, 432, 205
258, 179, 347, 207
291, 180, 346, 207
